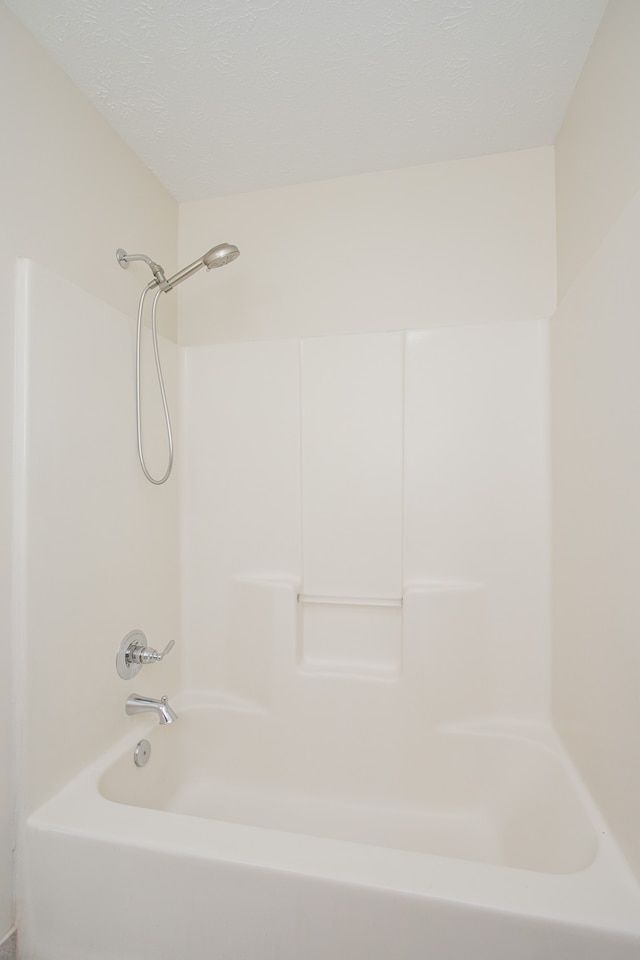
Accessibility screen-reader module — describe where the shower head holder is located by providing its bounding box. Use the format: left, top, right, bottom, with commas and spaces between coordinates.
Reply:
116, 243, 239, 292
116, 249, 168, 288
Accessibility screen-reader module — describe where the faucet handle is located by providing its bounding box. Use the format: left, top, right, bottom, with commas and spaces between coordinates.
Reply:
116, 630, 175, 679
137, 637, 175, 664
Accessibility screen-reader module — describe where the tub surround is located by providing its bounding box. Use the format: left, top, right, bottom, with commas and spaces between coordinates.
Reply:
15, 259, 575, 959
16, 241, 640, 960
13, 260, 181, 819
181, 321, 549, 718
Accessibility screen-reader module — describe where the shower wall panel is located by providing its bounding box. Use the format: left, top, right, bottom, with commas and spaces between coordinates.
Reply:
404, 322, 550, 718
15, 261, 180, 815
300, 333, 404, 599
180, 340, 302, 689
181, 319, 549, 719
298, 333, 404, 676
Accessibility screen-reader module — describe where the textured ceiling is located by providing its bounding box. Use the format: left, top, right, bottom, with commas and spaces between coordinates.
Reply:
6, 0, 608, 201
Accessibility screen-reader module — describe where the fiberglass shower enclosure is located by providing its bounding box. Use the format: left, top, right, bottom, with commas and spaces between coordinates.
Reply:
13, 255, 640, 958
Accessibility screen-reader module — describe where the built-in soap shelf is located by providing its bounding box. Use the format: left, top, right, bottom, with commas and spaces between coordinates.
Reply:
297, 593, 403, 608
297, 590, 403, 679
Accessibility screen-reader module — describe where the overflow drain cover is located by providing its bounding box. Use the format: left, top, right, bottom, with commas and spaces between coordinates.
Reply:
134, 739, 151, 767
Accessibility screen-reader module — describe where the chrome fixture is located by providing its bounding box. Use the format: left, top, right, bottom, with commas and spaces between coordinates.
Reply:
117, 243, 239, 292
116, 629, 175, 680
117, 243, 240, 485
134, 739, 151, 767
125, 693, 178, 725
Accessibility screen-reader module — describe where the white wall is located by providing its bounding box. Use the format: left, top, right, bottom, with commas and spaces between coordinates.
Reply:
555, 0, 640, 298
552, 0, 640, 882
0, 1, 178, 938
177, 147, 556, 345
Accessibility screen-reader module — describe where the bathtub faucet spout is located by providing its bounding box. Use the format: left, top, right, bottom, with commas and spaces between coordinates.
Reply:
125, 693, 178, 725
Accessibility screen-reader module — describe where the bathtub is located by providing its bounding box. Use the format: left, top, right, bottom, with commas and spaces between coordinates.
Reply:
20, 695, 640, 960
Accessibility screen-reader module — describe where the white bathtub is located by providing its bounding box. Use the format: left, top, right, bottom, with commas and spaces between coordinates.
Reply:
20, 696, 640, 960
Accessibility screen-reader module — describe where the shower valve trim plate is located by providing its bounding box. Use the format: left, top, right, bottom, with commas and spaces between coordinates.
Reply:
116, 629, 175, 680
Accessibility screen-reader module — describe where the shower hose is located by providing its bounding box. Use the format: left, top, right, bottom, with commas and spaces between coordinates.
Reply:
135, 281, 173, 485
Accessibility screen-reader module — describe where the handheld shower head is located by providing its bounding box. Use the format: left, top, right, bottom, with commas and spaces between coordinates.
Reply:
117, 243, 240, 291
163, 243, 240, 289
118, 239, 241, 486
202, 243, 240, 269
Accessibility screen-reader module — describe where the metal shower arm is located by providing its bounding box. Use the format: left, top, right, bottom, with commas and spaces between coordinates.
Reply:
116, 248, 169, 289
